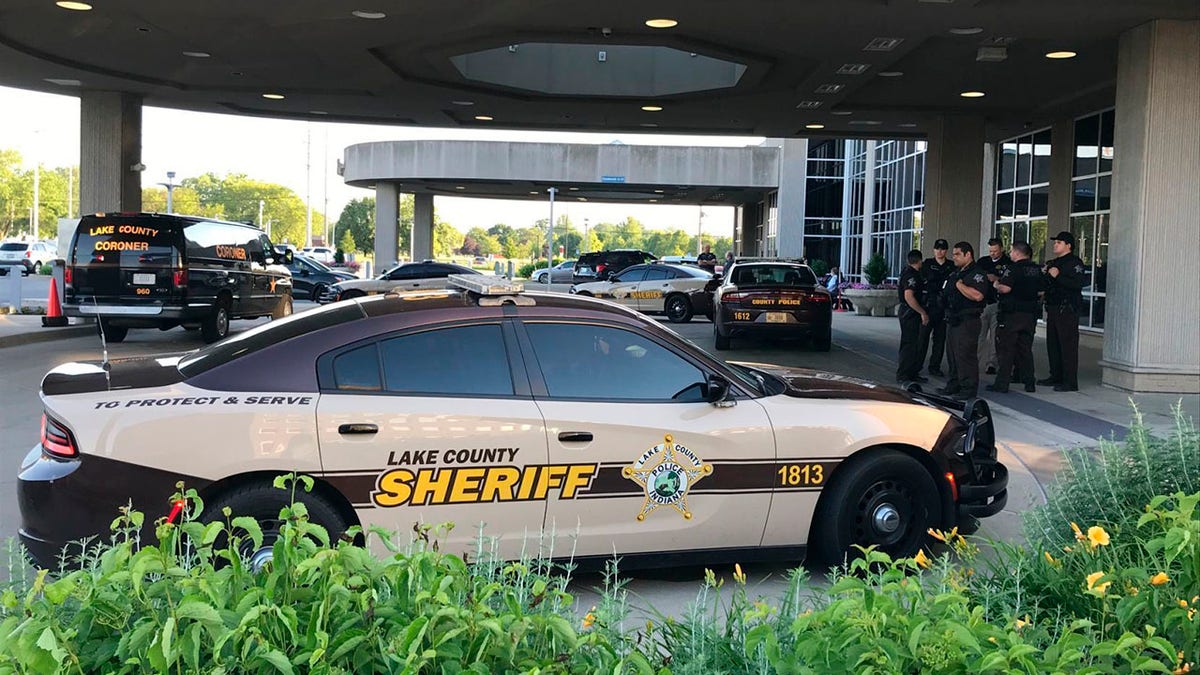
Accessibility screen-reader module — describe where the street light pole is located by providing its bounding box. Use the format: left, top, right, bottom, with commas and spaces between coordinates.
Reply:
545, 187, 556, 285
697, 206, 705, 256
157, 171, 178, 213
584, 217, 589, 254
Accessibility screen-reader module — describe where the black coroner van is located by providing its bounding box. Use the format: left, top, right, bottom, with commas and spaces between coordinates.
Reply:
63, 213, 293, 343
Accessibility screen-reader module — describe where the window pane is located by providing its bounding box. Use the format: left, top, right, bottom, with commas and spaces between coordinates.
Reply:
381, 325, 512, 396
1074, 115, 1100, 177
1014, 189, 1030, 217
1070, 215, 1096, 266
1030, 184, 1050, 217
1073, 178, 1097, 213
643, 268, 670, 281
334, 344, 381, 392
997, 191, 1016, 219
1096, 174, 1111, 212
526, 324, 706, 401
1099, 110, 1115, 174
1016, 138, 1033, 186
1032, 129, 1052, 184
999, 143, 1017, 190
1029, 219, 1049, 263
995, 221, 1013, 250
613, 267, 647, 283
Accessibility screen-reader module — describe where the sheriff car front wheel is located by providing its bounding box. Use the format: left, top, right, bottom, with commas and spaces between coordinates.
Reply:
809, 449, 939, 566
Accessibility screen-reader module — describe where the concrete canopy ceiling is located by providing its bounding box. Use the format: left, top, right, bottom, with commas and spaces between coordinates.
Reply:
1, 0, 1196, 140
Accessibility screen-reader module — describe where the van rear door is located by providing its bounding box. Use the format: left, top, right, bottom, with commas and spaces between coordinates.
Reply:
70, 217, 181, 302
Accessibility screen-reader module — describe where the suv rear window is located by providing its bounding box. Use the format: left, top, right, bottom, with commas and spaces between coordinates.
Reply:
73, 218, 178, 266
1, 243, 27, 251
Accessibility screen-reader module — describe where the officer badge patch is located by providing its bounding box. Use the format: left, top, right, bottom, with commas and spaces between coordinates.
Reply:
623, 434, 713, 521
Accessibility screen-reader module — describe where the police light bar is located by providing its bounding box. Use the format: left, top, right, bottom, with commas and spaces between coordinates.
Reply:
448, 274, 524, 295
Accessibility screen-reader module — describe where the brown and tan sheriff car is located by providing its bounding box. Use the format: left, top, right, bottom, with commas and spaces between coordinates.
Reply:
18, 276, 1006, 570
569, 262, 714, 323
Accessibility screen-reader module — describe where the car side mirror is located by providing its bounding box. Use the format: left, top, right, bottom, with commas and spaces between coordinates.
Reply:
300, 268, 310, 276
705, 374, 734, 407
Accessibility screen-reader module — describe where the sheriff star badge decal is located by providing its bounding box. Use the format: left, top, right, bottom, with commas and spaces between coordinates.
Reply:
622, 434, 713, 521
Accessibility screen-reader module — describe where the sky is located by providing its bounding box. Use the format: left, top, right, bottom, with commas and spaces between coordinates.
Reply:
0, 85, 764, 239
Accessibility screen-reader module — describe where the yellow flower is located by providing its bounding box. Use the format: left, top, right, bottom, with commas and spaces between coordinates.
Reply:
1086, 571, 1111, 595
914, 549, 930, 569
987, 636, 998, 644
927, 528, 945, 542
1179, 599, 1190, 608
1188, 608, 1196, 621
1044, 551, 1060, 567
582, 606, 596, 630
1087, 526, 1110, 549
1129, 586, 1139, 596
733, 563, 747, 585
1063, 545, 1074, 553
1150, 572, 1171, 586
1070, 522, 1085, 542
1014, 615, 1031, 631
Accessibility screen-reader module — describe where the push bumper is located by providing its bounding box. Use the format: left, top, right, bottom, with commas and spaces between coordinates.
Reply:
922, 393, 1009, 524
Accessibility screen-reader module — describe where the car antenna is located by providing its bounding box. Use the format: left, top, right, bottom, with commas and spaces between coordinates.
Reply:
92, 296, 111, 391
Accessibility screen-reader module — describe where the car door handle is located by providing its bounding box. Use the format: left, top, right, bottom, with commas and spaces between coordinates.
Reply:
338, 423, 378, 435
558, 431, 593, 443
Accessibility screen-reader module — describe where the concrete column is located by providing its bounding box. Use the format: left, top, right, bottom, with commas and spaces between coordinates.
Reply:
374, 183, 399, 268
775, 139, 807, 258
923, 115, 988, 249
411, 192, 434, 261
1101, 19, 1200, 393
1045, 119, 1076, 260
79, 91, 142, 214
860, 140, 876, 271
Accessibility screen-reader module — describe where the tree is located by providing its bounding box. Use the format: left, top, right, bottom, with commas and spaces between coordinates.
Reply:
181, 172, 316, 246
142, 186, 202, 215
463, 227, 500, 255
335, 197, 375, 254
433, 221, 462, 258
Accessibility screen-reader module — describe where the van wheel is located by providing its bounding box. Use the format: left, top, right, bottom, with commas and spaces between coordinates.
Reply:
201, 481, 348, 573
808, 450, 939, 567
310, 284, 327, 302
201, 298, 231, 343
271, 294, 293, 320
99, 320, 128, 343
664, 295, 694, 323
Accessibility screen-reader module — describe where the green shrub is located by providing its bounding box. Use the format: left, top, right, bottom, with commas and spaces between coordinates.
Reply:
863, 253, 890, 286
808, 258, 829, 277
518, 258, 563, 279
38, 264, 53, 276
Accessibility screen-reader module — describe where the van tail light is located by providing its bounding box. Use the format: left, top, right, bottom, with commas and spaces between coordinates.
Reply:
41, 413, 78, 459
173, 269, 187, 287
596, 264, 607, 275
64, 266, 73, 286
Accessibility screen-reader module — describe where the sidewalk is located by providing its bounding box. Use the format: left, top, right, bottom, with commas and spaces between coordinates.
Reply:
0, 314, 94, 349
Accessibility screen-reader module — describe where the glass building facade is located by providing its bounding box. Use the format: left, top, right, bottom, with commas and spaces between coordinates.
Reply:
994, 128, 1052, 263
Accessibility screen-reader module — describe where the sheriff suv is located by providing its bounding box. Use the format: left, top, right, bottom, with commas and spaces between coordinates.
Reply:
19, 276, 1007, 571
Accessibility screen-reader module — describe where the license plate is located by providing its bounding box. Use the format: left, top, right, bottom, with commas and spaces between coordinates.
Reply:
765, 312, 790, 323
133, 273, 156, 285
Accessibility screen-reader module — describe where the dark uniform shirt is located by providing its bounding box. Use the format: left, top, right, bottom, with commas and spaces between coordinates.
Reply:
977, 254, 1012, 304
921, 257, 954, 312
948, 262, 990, 315
697, 252, 718, 272
898, 265, 925, 310
997, 259, 1044, 314
1044, 253, 1088, 310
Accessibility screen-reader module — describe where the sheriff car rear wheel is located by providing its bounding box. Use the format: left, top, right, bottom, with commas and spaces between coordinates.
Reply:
713, 324, 730, 350
201, 482, 348, 572
664, 295, 693, 323
809, 449, 938, 566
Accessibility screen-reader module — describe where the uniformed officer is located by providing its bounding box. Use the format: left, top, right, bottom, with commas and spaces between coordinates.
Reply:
976, 238, 1011, 376
896, 249, 929, 383
697, 245, 718, 274
986, 241, 1044, 393
936, 242, 989, 399
919, 239, 954, 377
1039, 231, 1088, 391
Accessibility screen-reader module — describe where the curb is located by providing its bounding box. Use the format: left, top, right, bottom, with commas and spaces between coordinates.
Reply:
0, 324, 97, 349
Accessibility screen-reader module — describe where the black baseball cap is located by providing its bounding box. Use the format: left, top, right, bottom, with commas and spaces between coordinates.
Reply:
1051, 231, 1075, 247
933, 239, 949, 250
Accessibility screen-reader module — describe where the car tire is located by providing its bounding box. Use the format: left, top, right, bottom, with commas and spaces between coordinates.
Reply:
664, 294, 694, 323
713, 324, 731, 350
575, 291, 592, 297
271, 294, 293, 320
533, 273, 547, 284
809, 449, 940, 567
339, 289, 365, 301
99, 319, 128, 343
201, 297, 232, 344
201, 481, 348, 572
812, 326, 832, 352
311, 283, 327, 302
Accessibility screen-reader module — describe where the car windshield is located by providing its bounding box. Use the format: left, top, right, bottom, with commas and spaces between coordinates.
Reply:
731, 265, 818, 287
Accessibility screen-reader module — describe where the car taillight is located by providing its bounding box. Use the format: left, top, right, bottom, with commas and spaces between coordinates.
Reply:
596, 264, 607, 274
41, 413, 78, 459
173, 269, 187, 287
807, 294, 831, 303
721, 292, 747, 303
25, 250, 31, 258
64, 266, 73, 285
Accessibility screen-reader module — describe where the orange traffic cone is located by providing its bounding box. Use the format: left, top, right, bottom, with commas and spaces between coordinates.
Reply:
42, 276, 68, 327
833, 292, 845, 312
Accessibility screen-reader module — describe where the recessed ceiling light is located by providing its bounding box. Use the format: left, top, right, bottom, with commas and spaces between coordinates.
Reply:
960, 90, 986, 98
898, 123, 918, 128
1045, 50, 1077, 59
949, 27, 984, 35
55, 1, 92, 10
649, 199, 658, 203
262, 93, 285, 100
310, 110, 329, 115
182, 51, 211, 58
831, 110, 853, 116
654, 189, 664, 193
474, 115, 493, 121
451, 100, 474, 106
639, 123, 659, 128
645, 18, 678, 28
805, 123, 825, 130
577, 197, 588, 202
136, 26, 151, 33
455, 186, 466, 190
878, 71, 904, 77
529, 191, 539, 195
641, 105, 663, 112
848, 120, 882, 126
568, 187, 579, 191
44, 78, 81, 86
351, 10, 386, 19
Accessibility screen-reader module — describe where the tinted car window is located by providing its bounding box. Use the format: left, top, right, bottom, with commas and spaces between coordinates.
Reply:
0, 243, 25, 252
643, 268, 671, 281
380, 324, 512, 396
734, 265, 819, 286
614, 267, 648, 283
385, 264, 425, 280
525, 323, 707, 401
334, 344, 382, 391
